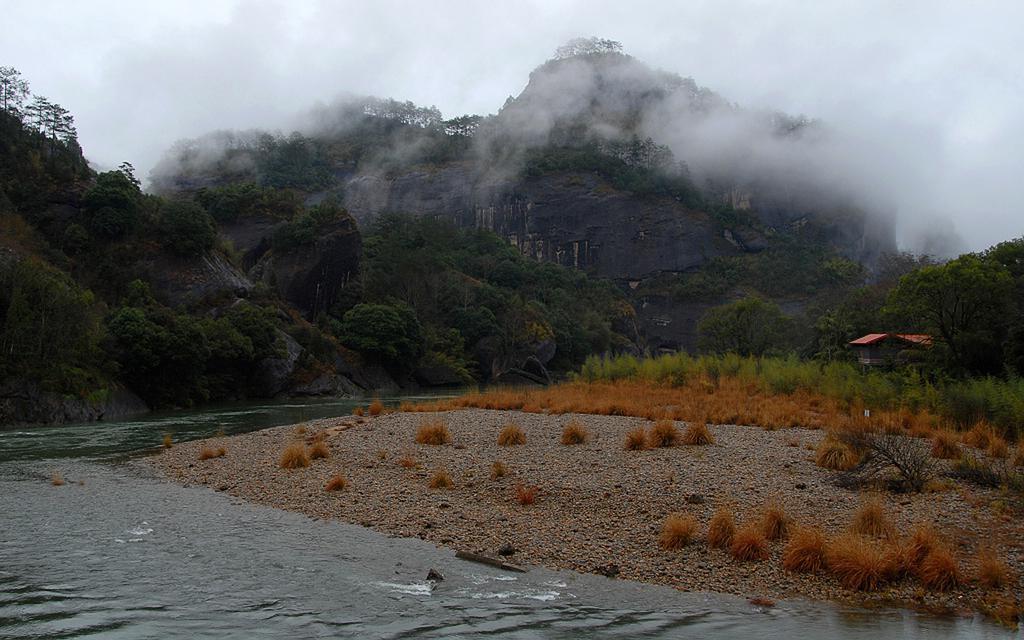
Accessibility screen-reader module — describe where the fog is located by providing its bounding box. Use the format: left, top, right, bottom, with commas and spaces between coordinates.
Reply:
2, 0, 1022, 252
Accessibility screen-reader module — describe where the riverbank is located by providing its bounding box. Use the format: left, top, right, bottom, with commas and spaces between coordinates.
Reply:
146, 409, 1023, 623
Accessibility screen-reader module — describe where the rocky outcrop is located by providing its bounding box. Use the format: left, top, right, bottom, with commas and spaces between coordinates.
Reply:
342, 166, 730, 281
250, 216, 361, 318
0, 381, 148, 426
145, 251, 254, 307
253, 330, 302, 397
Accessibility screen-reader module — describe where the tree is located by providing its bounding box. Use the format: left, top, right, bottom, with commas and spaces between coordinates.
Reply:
698, 297, 792, 357
0, 66, 30, 116
337, 302, 424, 365
158, 199, 216, 256
82, 169, 143, 238
886, 254, 1014, 374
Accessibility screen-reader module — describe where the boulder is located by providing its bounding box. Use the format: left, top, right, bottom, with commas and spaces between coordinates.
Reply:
0, 381, 148, 426
252, 330, 302, 397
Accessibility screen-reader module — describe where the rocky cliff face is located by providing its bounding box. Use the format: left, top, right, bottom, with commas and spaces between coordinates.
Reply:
342, 164, 733, 281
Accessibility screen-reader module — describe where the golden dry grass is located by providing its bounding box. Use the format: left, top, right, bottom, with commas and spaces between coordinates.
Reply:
399, 378, 953, 438
162, 433, 173, 449
491, 460, 508, 479
682, 420, 714, 445
416, 420, 452, 445
294, 424, 307, 436
962, 421, 997, 449
51, 472, 65, 486
515, 484, 538, 505
707, 508, 736, 549
918, 545, 962, 591
659, 513, 698, 550
561, 419, 588, 445
198, 446, 226, 460
498, 423, 526, 446
826, 535, 889, 591
324, 474, 348, 491
648, 419, 679, 448
368, 398, 384, 416
987, 437, 1009, 459
279, 443, 310, 469
397, 454, 417, 469
353, 406, 364, 417
308, 440, 330, 460
759, 501, 791, 541
730, 525, 769, 561
429, 468, 454, 489
783, 527, 827, 574
624, 427, 648, 451
977, 547, 1012, 590
906, 523, 941, 568
979, 596, 1022, 631
850, 496, 894, 539
815, 436, 859, 470
930, 430, 961, 459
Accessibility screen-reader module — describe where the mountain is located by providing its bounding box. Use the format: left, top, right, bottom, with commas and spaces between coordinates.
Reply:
1, 40, 902, 424
154, 38, 894, 352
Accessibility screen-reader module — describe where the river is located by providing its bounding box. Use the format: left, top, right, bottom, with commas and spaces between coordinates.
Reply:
0, 397, 1016, 638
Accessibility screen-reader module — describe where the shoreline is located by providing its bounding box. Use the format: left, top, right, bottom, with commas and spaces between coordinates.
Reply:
145, 409, 1023, 622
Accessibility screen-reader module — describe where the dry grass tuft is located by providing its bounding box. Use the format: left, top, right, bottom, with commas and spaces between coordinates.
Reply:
783, 527, 827, 573
979, 596, 1022, 631
294, 424, 307, 435
279, 443, 310, 469
198, 446, 226, 460
815, 436, 859, 470
498, 423, 527, 446
561, 419, 588, 445
659, 513, 698, 550
826, 535, 889, 591
707, 508, 736, 549
977, 546, 1012, 590
648, 419, 679, 448
759, 501, 791, 541
490, 460, 508, 479
397, 454, 417, 469
624, 427, 648, 451
429, 468, 454, 489
308, 440, 330, 460
850, 495, 894, 539
515, 484, 539, 505
324, 474, 348, 491
905, 523, 940, 569
918, 545, 962, 591
962, 421, 996, 449
987, 437, 1009, 459
161, 433, 173, 449
682, 420, 714, 445
730, 525, 769, 561
353, 406, 364, 417
416, 420, 451, 445
368, 398, 384, 416
930, 430, 961, 459
51, 472, 65, 486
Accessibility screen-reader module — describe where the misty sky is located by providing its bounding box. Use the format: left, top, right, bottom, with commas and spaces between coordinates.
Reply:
3, 0, 1022, 251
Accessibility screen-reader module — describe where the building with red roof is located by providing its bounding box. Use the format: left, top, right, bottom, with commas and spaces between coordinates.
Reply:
848, 333, 933, 366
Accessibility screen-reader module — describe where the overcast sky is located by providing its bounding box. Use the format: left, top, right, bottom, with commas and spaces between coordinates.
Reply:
3, 0, 1022, 251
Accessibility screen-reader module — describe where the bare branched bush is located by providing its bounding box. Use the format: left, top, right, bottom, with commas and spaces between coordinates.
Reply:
837, 429, 936, 492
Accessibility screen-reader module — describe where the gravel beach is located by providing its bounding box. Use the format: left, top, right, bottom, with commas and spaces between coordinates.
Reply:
147, 409, 1023, 616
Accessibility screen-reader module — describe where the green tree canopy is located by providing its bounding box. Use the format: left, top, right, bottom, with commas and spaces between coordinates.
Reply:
337, 302, 424, 365
698, 297, 792, 357
158, 199, 216, 256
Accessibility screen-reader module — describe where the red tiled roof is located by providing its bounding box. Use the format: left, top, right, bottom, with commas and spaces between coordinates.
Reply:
849, 333, 933, 346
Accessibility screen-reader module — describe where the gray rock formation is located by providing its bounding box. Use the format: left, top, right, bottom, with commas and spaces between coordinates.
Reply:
0, 381, 148, 425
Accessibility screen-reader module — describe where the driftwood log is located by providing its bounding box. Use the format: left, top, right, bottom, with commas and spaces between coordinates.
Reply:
454, 551, 527, 573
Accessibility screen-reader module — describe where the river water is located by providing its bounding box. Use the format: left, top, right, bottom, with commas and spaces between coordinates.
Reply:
0, 397, 1017, 639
